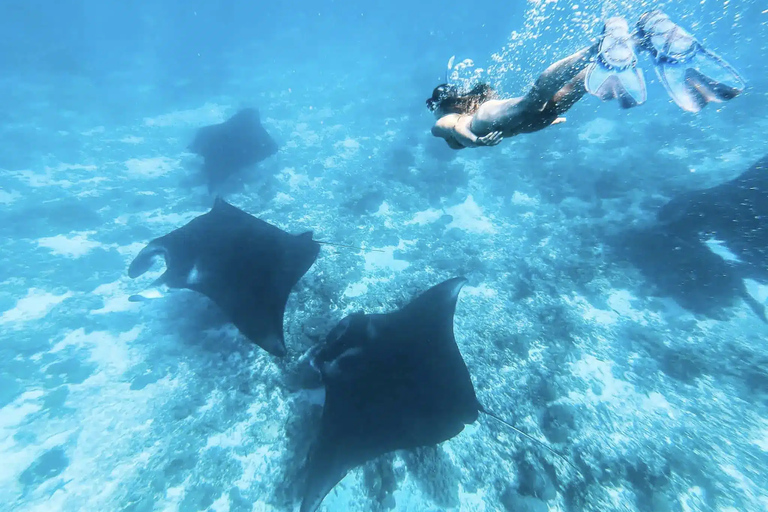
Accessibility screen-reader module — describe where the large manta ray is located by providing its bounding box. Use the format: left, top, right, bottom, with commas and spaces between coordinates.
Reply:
128, 198, 319, 356
658, 154, 768, 275
188, 108, 278, 192
612, 154, 768, 320
300, 277, 568, 512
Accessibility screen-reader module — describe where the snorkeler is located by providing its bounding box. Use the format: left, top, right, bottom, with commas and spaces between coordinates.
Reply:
428, 10, 746, 149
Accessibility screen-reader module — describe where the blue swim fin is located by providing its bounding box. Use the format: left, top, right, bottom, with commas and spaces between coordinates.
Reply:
585, 17, 647, 109
636, 10, 745, 113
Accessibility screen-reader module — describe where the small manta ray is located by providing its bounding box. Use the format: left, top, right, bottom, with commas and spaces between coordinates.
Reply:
188, 108, 278, 192
127, 198, 319, 356
300, 277, 573, 512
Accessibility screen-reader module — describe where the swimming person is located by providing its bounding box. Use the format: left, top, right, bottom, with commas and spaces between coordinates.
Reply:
428, 10, 745, 150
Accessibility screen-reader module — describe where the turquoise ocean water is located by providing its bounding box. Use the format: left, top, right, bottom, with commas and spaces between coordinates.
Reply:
1, 1, 767, 511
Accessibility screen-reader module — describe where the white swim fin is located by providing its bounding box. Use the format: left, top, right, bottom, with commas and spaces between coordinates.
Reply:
636, 10, 745, 113
585, 16, 647, 109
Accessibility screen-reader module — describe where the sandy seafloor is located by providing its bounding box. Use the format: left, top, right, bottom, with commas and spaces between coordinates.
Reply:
2, 9, 768, 512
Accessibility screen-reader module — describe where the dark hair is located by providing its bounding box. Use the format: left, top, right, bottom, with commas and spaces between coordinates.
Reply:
426, 83, 496, 115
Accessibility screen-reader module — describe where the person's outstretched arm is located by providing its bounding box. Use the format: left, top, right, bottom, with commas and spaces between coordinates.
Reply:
432, 114, 502, 149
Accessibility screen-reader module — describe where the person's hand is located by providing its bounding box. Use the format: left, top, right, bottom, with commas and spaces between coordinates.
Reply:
477, 131, 503, 146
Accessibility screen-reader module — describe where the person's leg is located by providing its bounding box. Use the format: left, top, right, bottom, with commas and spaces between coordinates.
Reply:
470, 46, 597, 136
521, 43, 598, 111
551, 69, 588, 115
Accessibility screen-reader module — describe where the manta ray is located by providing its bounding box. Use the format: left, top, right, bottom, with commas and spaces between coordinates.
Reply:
127, 198, 319, 356
300, 277, 571, 512
658, 154, 768, 276
613, 154, 768, 320
188, 108, 278, 192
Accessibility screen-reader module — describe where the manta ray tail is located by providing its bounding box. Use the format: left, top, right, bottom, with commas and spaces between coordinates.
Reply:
479, 405, 581, 474
315, 240, 385, 253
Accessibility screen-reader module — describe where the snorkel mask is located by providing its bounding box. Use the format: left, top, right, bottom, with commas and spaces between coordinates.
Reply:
426, 84, 457, 112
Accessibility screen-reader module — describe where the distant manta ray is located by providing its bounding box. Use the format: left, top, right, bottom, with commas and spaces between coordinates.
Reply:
613, 154, 768, 320
127, 198, 319, 356
188, 108, 278, 192
658, 154, 768, 276
300, 277, 575, 512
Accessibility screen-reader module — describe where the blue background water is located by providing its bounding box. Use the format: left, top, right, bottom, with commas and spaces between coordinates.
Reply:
1, 1, 767, 511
